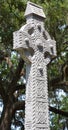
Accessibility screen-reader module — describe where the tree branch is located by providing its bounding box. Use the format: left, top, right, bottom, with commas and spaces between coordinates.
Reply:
8, 58, 24, 94
53, 81, 68, 92
12, 84, 25, 94
0, 79, 8, 103
49, 76, 68, 92
11, 101, 25, 118
0, 86, 6, 102
49, 106, 68, 117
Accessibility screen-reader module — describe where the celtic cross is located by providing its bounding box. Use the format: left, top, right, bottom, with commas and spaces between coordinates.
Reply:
13, 2, 56, 130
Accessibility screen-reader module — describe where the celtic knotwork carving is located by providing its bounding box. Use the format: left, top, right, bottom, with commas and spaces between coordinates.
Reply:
13, 1, 56, 130
36, 112, 47, 124
13, 22, 56, 64
36, 101, 48, 111
36, 80, 46, 98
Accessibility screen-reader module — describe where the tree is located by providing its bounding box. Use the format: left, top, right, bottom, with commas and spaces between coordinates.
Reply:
0, 0, 68, 129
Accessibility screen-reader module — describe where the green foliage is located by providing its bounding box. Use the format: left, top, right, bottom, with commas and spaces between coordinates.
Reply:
0, 0, 68, 129
0, 0, 26, 50
61, 95, 68, 111
50, 91, 68, 129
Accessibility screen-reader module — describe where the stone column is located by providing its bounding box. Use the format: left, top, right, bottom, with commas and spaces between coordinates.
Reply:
13, 2, 56, 130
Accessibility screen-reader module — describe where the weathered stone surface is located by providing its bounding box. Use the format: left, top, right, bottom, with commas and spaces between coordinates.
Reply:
24, 1, 46, 19
13, 1, 56, 130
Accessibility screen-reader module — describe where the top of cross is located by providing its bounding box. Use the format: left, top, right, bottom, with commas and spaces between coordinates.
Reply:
25, 1, 46, 19
13, 1, 56, 64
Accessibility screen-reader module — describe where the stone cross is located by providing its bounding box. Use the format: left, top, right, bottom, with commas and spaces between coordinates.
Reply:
13, 1, 56, 130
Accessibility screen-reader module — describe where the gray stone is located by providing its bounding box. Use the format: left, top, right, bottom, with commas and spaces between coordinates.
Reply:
13, 1, 57, 130
24, 1, 46, 19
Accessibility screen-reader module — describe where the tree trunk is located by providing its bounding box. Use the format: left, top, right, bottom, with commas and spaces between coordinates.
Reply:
0, 102, 13, 130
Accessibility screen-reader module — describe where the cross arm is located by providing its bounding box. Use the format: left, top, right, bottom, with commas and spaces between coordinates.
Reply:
13, 23, 36, 63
